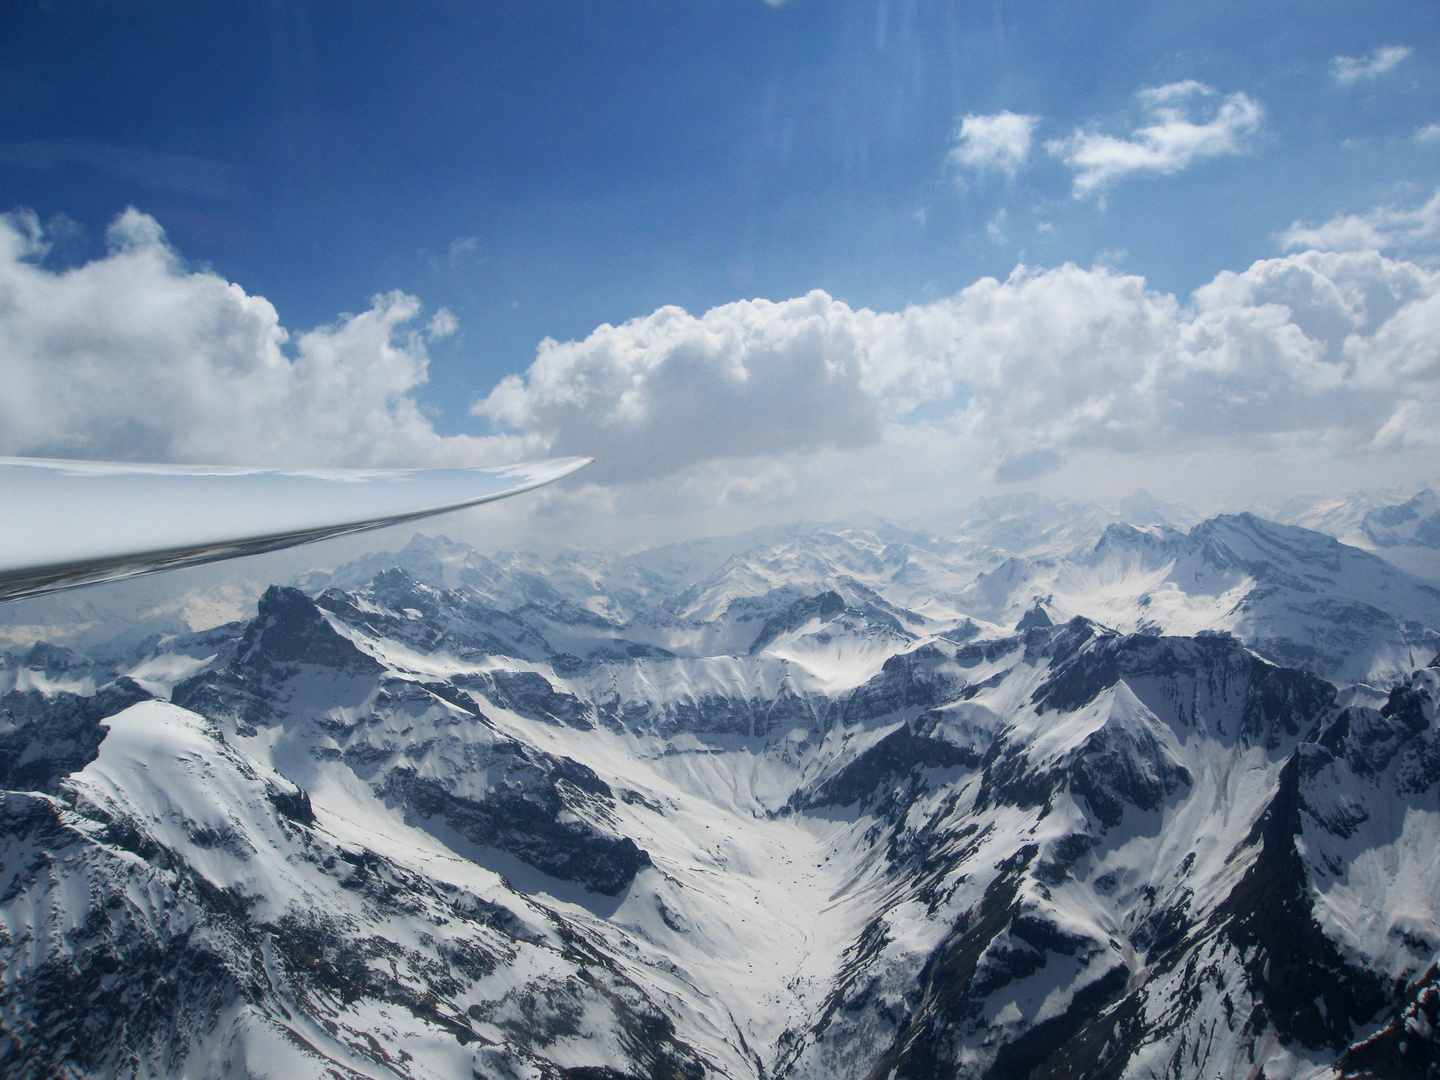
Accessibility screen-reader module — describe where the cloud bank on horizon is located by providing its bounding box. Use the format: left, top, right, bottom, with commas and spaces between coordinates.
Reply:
4, 187, 1440, 535
475, 232, 1440, 487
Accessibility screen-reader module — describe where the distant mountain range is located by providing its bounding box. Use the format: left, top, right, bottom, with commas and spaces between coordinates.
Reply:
5, 500, 1440, 1078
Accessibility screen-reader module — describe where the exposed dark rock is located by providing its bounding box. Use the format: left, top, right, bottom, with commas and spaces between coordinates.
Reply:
1211, 754, 1389, 1052
0, 677, 152, 795
456, 669, 594, 729
1015, 602, 1054, 631
750, 590, 911, 655
173, 588, 383, 729
983, 962, 1129, 1080
1067, 720, 1191, 830
382, 767, 648, 896
317, 571, 556, 662
791, 723, 979, 811
597, 689, 767, 738
0, 794, 256, 1080
266, 784, 315, 826
1034, 833, 1098, 887
1031, 629, 1336, 750
859, 847, 1039, 1080
237, 585, 383, 676
835, 643, 971, 726
1334, 962, 1440, 1079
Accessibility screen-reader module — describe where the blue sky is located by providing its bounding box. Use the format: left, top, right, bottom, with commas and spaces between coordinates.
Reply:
2, 1, 1439, 541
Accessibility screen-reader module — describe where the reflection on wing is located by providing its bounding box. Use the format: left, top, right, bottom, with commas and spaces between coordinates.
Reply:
0, 456, 592, 602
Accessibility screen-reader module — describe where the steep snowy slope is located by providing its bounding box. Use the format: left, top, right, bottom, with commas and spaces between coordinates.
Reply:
0, 695, 716, 1079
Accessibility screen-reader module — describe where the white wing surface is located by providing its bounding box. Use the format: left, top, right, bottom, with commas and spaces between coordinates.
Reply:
0, 456, 592, 602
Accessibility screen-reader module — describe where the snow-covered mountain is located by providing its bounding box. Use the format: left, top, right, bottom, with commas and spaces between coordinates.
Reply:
5, 509, 1440, 1078
955, 513, 1440, 685
1276, 488, 1440, 582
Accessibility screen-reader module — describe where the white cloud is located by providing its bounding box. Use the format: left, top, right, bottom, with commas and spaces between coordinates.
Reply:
1416, 123, 1440, 145
426, 308, 459, 339
10, 205, 1440, 547
1279, 189, 1440, 253
947, 111, 1038, 177
1048, 81, 1262, 197
0, 208, 500, 468
477, 249, 1440, 500
447, 235, 480, 269
1332, 45, 1412, 85
474, 292, 884, 480
986, 209, 1008, 244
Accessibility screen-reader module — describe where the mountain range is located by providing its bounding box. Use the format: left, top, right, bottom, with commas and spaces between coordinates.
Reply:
4, 501, 1440, 1079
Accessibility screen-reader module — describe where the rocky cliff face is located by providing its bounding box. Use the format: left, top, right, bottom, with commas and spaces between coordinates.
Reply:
4, 515, 1440, 1079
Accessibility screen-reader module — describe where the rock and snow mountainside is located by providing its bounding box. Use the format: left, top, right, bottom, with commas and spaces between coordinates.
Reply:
972, 513, 1440, 685
1278, 489, 1440, 583
5, 512, 1440, 1078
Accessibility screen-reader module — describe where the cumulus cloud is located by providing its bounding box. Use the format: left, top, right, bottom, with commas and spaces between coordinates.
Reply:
426, 308, 459, 339
947, 111, 1039, 177
0, 208, 498, 467
1416, 123, 1440, 145
11, 204, 1440, 542
474, 292, 884, 480
1279, 189, 1440, 253
478, 249, 1440, 490
1332, 45, 1412, 85
1048, 81, 1262, 197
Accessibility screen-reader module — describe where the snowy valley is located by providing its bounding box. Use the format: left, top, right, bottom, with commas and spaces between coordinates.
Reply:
5, 499, 1440, 1079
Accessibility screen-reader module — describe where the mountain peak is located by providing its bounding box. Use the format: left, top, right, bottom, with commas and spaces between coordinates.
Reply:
1015, 601, 1054, 631
237, 585, 382, 674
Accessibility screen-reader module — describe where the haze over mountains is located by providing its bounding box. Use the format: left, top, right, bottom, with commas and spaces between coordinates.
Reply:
5, 491, 1440, 1078
4, 485, 1439, 652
